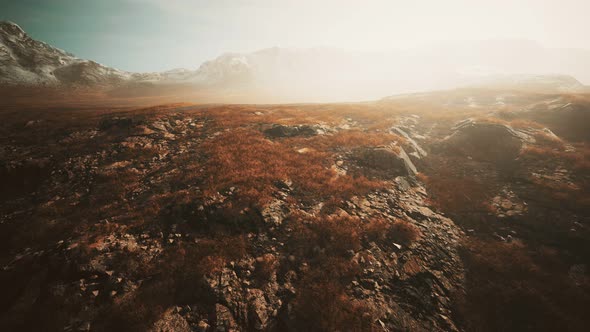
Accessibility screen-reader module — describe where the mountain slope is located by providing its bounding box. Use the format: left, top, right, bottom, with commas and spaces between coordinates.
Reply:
0, 21, 129, 85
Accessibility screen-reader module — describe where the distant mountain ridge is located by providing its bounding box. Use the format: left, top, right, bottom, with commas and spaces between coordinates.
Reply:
1, 20, 588, 101
467, 74, 585, 92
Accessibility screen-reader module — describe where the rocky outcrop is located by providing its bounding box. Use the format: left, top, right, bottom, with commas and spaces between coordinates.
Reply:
391, 126, 427, 159
525, 101, 590, 141
247, 289, 272, 330
343, 179, 465, 331
439, 119, 532, 163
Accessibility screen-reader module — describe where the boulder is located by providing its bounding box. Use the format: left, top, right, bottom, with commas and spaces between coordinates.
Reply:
260, 199, 288, 226
353, 145, 417, 178
197, 320, 210, 332
131, 125, 156, 136
98, 117, 133, 131
441, 119, 531, 163
526, 102, 590, 141
263, 124, 318, 138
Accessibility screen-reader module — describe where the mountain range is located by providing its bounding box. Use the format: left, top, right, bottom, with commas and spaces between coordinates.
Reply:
1, 20, 588, 102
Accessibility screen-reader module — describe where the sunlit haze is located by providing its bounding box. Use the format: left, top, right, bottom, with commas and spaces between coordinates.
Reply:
1, 1, 590, 331
2, 0, 589, 72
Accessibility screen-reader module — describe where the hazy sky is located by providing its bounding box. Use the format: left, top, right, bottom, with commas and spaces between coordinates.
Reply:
1, 0, 588, 72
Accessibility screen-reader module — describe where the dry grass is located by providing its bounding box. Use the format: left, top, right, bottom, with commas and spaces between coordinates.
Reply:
285, 212, 418, 331
204, 103, 403, 131
293, 258, 376, 332
289, 213, 363, 257
417, 172, 491, 213
389, 219, 422, 246
304, 130, 406, 151
364, 217, 421, 247
509, 119, 545, 129
454, 239, 590, 332
520, 144, 590, 172
201, 128, 384, 207
289, 213, 421, 259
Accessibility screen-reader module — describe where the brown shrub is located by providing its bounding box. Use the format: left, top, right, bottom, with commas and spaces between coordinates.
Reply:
312, 215, 363, 255
364, 217, 391, 243
390, 219, 422, 246
364, 217, 421, 247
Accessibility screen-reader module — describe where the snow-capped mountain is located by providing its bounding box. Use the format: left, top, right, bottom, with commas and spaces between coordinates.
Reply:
0, 21, 252, 87
0, 21, 131, 85
1, 20, 588, 101
179, 45, 590, 100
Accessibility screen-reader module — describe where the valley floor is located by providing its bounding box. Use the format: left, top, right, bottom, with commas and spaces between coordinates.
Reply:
0, 89, 589, 331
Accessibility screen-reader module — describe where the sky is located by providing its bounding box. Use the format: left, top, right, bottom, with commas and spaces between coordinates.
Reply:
1, 0, 589, 72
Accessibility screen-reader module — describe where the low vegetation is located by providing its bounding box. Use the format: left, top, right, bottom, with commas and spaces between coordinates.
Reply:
201, 128, 385, 208
454, 239, 590, 332
417, 172, 492, 214
1, 90, 588, 331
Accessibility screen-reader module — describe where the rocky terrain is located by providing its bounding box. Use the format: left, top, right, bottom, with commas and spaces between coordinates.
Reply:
0, 88, 588, 331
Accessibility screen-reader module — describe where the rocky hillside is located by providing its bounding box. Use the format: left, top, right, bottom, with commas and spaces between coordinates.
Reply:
0, 89, 588, 331
0, 21, 130, 85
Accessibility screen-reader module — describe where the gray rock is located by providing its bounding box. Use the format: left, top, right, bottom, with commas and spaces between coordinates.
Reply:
248, 289, 270, 330
353, 145, 417, 177
263, 124, 319, 138
260, 199, 288, 226
441, 119, 532, 163
197, 320, 210, 332
391, 126, 428, 158
214, 303, 238, 332
99, 117, 133, 131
